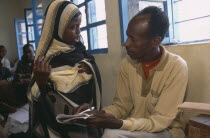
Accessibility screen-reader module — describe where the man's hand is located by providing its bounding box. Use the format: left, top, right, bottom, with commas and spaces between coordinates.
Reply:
73, 109, 123, 129
78, 63, 92, 74
86, 112, 123, 129
72, 103, 91, 115
33, 57, 51, 88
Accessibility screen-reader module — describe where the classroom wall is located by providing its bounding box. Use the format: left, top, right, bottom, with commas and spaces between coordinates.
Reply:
94, 0, 127, 107
166, 42, 210, 120
0, 0, 31, 62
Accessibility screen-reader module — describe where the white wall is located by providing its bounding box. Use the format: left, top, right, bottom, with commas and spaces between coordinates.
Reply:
0, 0, 31, 62
94, 0, 127, 106
166, 42, 210, 120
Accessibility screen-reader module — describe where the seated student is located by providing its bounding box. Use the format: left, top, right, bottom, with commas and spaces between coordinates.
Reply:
14, 43, 35, 84
27, 0, 102, 137
0, 44, 34, 108
0, 45, 11, 70
75, 6, 188, 138
0, 63, 13, 81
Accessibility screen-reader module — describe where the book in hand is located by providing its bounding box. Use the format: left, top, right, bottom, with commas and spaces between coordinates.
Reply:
56, 107, 97, 124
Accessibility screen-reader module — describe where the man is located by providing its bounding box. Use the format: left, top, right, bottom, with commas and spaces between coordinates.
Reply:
0, 45, 11, 70
14, 43, 35, 83
75, 6, 188, 138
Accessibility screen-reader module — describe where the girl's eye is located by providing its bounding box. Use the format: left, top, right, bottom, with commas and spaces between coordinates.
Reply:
132, 38, 136, 42
71, 26, 77, 30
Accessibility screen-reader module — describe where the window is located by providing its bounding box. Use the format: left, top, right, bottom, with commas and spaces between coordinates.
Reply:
31, 0, 44, 47
119, 0, 210, 45
173, 0, 210, 43
24, 8, 36, 48
14, 19, 27, 59
72, 0, 108, 54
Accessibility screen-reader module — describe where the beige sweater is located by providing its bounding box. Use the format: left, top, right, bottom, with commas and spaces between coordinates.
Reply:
103, 46, 188, 138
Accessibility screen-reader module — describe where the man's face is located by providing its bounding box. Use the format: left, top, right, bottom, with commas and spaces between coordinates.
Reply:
63, 15, 82, 45
0, 48, 6, 59
24, 46, 34, 61
124, 15, 155, 61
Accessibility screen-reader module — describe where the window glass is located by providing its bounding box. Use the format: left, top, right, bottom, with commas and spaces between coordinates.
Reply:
74, 0, 85, 5
81, 30, 88, 50
90, 24, 107, 49
175, 17, 210, 42
80, 6, 87, 28
88, 0, 106, 24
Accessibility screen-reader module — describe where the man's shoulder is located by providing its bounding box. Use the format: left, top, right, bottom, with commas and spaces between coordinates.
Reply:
120, 56, 135, 69
121, 56, 136, 66
166, 50, 188, 69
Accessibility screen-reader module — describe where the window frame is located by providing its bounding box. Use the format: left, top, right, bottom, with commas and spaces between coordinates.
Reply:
171, 0, 210, 44
31, 0, 44, 47
73, 0, 108, 54
119, 0, 173, 45
24, 8, 36, 48
14, 19, 27, 59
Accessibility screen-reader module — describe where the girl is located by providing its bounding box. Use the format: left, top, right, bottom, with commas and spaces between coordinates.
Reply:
27, 0, 102, 137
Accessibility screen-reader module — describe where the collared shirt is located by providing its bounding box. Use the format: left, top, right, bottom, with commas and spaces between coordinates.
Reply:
103, 46, 188, 138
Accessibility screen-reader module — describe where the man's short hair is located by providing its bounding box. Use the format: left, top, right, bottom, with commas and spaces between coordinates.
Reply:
136, 6, 169, 41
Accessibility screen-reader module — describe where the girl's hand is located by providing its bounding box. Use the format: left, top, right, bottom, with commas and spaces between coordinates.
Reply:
33, 57, 51, 88
78, 63, 92, 74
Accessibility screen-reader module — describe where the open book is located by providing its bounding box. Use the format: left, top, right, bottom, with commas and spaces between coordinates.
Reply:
56, 107, 97, 124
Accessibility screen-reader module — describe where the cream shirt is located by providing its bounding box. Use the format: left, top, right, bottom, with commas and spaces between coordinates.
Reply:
104, 46, 188, 138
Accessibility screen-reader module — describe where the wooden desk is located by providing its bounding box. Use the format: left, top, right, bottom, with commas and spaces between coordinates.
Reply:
188, 114, 210, 138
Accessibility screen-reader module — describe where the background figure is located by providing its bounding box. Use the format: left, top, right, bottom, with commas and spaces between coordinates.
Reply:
0, 45, 11, 70
0, 63, 12, 81
27, 0, 102, 137
0, 44, 34, 114
14, 43, 35, 84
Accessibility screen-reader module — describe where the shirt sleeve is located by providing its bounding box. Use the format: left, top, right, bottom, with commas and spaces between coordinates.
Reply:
103, 58, 134, 119
4, 58, 11, 70
120, 58, 188, 132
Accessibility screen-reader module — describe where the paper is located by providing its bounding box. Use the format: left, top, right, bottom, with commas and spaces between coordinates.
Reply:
9, 108, 29, 124
56, 113, 97, 124
4, 105, 29, 134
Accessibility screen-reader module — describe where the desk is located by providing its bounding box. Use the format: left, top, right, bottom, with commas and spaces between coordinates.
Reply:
188, 114, 210, 138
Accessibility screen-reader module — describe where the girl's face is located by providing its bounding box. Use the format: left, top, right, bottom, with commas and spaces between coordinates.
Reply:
63, 15, 82, 45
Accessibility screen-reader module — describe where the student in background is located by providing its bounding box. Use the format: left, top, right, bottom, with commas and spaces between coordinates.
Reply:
14, 43, 35, 84
0, 63, 12, 81
0, 45, 11, 70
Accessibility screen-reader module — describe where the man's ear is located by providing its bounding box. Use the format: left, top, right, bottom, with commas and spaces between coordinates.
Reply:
151, 36, 161, 48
